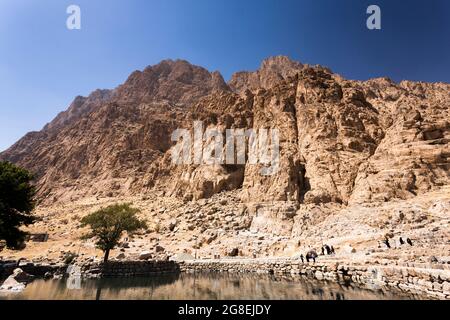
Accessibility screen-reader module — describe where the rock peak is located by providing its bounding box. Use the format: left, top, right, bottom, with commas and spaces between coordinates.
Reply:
115, 59, 230, 105
260, 55, 303, 70
228, 55, 304, 93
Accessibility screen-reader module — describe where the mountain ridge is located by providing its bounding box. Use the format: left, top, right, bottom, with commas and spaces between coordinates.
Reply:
1, 56, 449, 208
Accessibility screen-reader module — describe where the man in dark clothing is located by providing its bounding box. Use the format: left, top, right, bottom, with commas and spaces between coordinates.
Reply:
300, 254, 304, 263
383, 238, 391, 249
324, 245, 331, 255
407, 238, 413, 246
399, 237, 405, 245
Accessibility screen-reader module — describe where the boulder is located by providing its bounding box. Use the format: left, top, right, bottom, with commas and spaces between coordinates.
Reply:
11, 268, 34, 283
139, 251, 152, 260
0, 277, 26, 292
443, 282, 450, 295
0, 268, 34, 292
429, 256, 439, 264
227, 248, 239, 257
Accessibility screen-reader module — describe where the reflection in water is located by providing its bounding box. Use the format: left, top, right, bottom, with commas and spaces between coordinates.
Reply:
66, 276, 81, 290
0, 272, 422, 300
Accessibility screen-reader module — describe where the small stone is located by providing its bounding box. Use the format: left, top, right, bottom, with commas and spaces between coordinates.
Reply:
343, 245, 356, 254
168, 219, 177, 231
115, 253, 126, 260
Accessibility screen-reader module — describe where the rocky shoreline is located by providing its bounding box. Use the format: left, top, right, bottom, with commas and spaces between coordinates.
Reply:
179, 258, 450, 300
3, 258, 448, 300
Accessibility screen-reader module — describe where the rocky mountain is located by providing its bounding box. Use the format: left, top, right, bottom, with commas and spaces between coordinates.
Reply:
1, 56, 449, 210
1, 56, 450, 266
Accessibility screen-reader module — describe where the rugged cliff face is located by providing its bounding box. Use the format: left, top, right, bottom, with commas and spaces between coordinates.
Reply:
1, 56, 449, 263
0, 59, 230, 204
1, 57, 449, 208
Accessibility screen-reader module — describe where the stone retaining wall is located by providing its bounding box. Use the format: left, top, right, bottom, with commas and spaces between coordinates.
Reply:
178, 259, 450, 300
20, 263, 65, 277
79, 260, 180, 278
0, 261, 64, 279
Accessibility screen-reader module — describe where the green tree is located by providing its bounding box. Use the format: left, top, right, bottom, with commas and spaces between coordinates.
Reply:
80, 203, 147, 263
0, 161, 36, 249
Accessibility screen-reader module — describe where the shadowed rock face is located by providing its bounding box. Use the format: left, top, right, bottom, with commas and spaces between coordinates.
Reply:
1, 56, 449, 207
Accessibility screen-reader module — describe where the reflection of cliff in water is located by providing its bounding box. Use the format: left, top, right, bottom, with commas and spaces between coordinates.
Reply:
164, 273, 415, 300
1, 272, 423, 300
93, 273, 180, 300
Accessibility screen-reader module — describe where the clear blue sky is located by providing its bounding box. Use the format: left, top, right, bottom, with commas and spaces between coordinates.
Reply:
1, 0, 449, 151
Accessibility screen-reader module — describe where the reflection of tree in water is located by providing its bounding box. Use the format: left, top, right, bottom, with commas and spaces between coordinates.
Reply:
95, 285, 102, 301
90, 273, 180, 300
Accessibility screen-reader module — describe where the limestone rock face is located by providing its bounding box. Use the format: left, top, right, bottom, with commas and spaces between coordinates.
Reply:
45, 89, 114, 132
249, 201, 299, 237
1, 59, 231, 204
1, 56, 449, 209
240, 67, 385, 205
229, 55, 304, 93
349, 80, 450, 204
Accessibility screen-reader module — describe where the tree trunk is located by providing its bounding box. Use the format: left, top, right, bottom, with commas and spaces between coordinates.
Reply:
103, 249, 110, 263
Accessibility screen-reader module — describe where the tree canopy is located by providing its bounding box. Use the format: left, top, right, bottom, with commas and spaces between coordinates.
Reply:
0, 161, 36, 249
80, 203, 147, 262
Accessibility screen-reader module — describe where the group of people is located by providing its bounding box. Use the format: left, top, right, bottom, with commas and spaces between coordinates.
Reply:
321, 244, 335, 256
382, 236, 413, 249
299, 244, 335, 263
298, 236, 415, 263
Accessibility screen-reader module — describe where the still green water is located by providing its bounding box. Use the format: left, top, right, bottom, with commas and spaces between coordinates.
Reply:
0, 272, 422, 300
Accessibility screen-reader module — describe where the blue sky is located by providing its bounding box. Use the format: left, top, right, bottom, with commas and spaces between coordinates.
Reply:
1, 0, 449, 151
